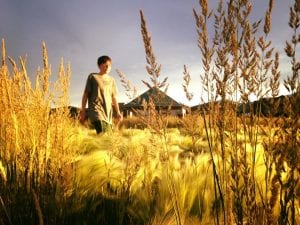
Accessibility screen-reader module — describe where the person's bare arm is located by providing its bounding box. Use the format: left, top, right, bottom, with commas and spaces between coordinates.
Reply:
80, 91, 88, 123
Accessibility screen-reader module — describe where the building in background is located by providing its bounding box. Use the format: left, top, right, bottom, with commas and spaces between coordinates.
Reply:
121, 87, 188, 117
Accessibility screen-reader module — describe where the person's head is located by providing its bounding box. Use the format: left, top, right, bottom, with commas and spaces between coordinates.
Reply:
97, 55, 112, 75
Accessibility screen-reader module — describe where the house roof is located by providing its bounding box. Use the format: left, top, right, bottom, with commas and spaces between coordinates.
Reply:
123, 87, 183, 108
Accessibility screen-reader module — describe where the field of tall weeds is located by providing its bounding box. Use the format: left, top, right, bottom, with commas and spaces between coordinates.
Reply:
0, 0, 299, 224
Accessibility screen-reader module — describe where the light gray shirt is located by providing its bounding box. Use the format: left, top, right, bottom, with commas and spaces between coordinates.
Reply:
84, 73, 118, 124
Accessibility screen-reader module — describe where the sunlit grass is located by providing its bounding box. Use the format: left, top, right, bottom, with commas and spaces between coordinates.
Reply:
69, 126, 282, 224
1, 0, 299, 224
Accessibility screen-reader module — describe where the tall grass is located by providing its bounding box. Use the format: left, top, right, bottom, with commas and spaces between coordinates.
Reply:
0, 39, 81, 224
74, 128, 216, 224
190, 0, 300, 224
0, 0, 299, 224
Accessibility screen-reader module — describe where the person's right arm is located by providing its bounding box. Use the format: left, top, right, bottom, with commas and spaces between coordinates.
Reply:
80, 91, 88, 124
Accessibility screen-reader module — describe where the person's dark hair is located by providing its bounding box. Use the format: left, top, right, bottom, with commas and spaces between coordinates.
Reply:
97, 55, 112, 66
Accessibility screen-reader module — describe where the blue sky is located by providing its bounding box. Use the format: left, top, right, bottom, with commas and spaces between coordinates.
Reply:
0, 0, 295, 106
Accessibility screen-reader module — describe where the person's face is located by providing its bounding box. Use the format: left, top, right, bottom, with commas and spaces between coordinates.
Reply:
99, 61, 112, 74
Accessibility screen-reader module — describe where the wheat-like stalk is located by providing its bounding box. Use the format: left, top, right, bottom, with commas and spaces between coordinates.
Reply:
140, 10, 168, 91
0, 160, 6, 183
116, 68, 137, 100
182, 65, 194, 101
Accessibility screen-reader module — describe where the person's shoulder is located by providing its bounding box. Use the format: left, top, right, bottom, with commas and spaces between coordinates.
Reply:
87, 73, 98, 79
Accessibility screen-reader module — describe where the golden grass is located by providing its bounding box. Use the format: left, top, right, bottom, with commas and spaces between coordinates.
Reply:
0, 0, 299, 224
0, 39, 84, 224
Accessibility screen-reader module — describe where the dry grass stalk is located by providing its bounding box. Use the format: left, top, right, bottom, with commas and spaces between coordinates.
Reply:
1, 39, 6, 66
0, 39, 78, 223
0, 160, 6, 183
274, 1, 300, 224
137, 10, 177, 145
193, 1, 229, 224
32, 190, 44, 225
116, 68, 138, 100
182, 65, 194, 101
193, 0, 291, 224
140, 10, 168, 91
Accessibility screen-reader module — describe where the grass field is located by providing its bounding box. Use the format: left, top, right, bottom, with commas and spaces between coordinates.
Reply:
0, 0, 299, 224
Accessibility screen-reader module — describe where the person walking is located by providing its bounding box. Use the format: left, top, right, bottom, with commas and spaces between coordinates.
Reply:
80, 55, 122, 134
